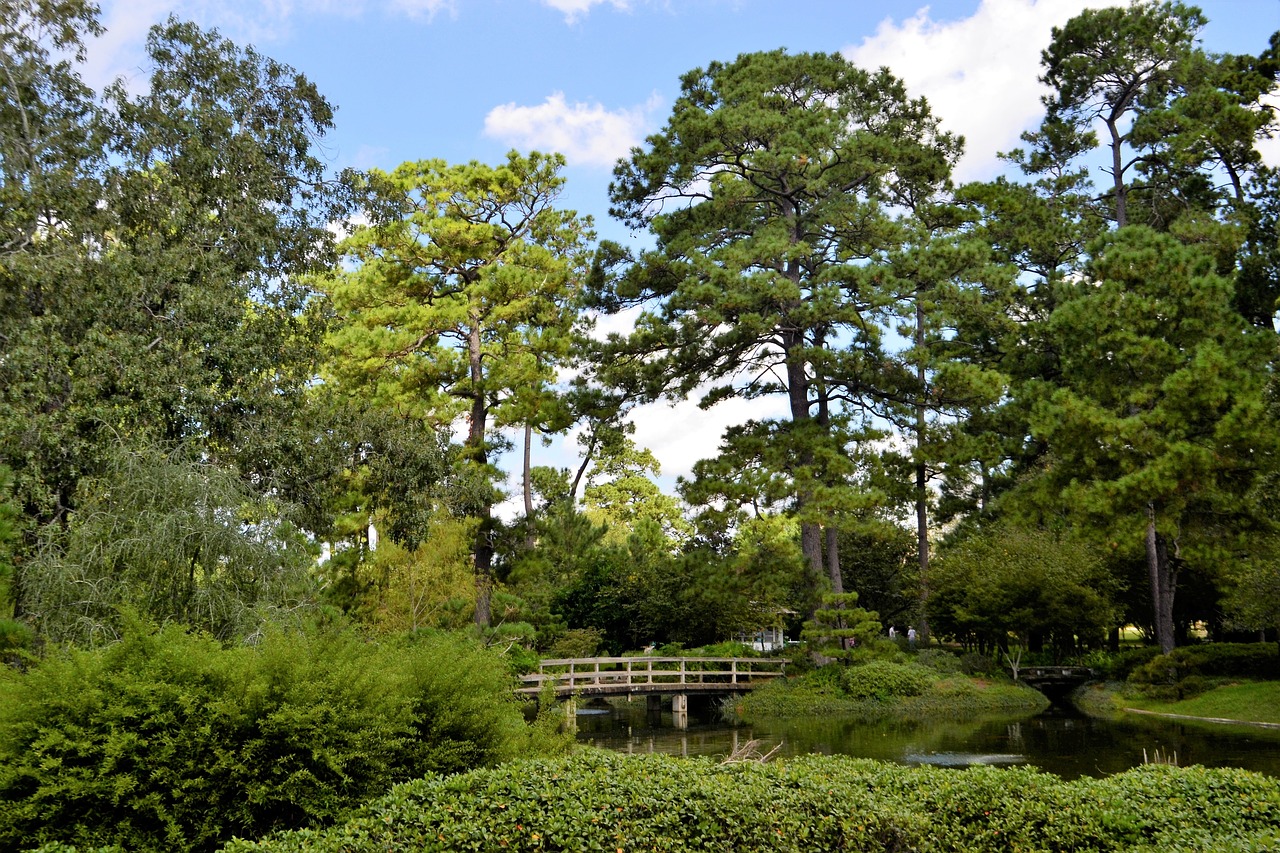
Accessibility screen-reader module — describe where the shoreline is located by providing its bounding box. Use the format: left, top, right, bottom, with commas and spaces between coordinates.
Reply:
1122, 706, 1280, 730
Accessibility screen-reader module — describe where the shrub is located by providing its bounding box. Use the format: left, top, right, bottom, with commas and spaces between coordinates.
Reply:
543, 627, 602, 659
840, 661, 933, 700
1129, 643, 1280, 685
221, 752, 1280, 853
958, 650, 1000, 676
916, 648, 963, 674
0, 621, 537, 853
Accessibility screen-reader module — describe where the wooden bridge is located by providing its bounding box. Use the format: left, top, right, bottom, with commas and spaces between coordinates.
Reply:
517, 656, 789, 700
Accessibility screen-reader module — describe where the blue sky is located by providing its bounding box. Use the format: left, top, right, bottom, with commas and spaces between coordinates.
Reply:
85, 0, 1280, 509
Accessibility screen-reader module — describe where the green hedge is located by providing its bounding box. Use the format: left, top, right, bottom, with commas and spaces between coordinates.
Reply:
1129, 643, 1280, 685
0, 622, 553, 853
223, 751, 1280, 852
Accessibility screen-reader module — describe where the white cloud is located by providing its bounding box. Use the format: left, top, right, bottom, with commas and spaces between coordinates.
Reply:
388, 0, 456, 21
628, 393, 787, 490
540, 0, 630, 24
844, 0, 1104, 183
483, 92, 662, 168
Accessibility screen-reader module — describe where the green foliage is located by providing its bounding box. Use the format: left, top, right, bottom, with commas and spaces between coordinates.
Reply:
840, 661, 933, 701
801, 592, 881, 663
222, 752, 1280, 853
1129, 642, 1280, 685
915, 648, 964, 675
929, 522, 1116, 657
22, 444, 317, 645
542, 627, 602, 659
738, 667, 1044, 722
0, 621, 538, 853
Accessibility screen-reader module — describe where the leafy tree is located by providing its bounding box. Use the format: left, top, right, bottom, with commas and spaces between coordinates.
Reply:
929, 522, 1117, 659
596, 49, 958, 595
21, 444, 316, 645
1028, 227, 1273, 653
323, 151, 592, 627
0, 6, 346, 623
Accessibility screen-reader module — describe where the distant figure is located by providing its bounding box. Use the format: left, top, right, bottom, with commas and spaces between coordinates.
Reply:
644, 642, 656, 654
907, 627, 917, 648
888, 626, 896, 640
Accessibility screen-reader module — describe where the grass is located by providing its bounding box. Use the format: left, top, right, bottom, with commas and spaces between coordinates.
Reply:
734, 668, 1048, 722
1123, 680, 1280, 725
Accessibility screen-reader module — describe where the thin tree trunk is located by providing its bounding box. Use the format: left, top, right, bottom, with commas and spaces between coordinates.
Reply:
826, 526, 842, 595
1146, 508, 1176, 654
914, 298, 931, 644
523, 422, 535, 550
468, 320, 494, 629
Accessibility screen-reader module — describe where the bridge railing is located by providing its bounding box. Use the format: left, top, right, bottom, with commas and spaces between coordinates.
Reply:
516, 656, 788, 696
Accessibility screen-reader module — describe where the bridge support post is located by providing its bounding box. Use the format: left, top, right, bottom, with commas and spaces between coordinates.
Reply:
672, 693, 688, 730
562, 698, 577, 733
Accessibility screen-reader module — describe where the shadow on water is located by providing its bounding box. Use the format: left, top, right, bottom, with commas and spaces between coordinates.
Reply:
575, 697, 1280, 779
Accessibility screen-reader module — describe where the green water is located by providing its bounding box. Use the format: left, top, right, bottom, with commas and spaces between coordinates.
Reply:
575, 699, 1280, 779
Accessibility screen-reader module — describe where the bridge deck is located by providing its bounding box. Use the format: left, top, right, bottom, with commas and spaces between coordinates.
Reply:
517, 656, 788, 699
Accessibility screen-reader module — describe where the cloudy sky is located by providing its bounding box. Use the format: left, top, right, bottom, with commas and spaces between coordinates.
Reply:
87, 0, 1280, 510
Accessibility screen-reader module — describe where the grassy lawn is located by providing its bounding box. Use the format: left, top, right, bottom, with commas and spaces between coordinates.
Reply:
1124, 680, 1280, 725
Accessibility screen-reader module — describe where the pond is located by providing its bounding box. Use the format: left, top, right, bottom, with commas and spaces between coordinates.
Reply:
573, 697, 1280, 779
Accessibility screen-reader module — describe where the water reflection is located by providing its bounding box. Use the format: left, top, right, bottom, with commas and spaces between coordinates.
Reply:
575, 698, 1280, 779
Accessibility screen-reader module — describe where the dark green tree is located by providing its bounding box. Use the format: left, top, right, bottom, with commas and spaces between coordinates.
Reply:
596, 49, 958, 596
1028, 227, 1273, 653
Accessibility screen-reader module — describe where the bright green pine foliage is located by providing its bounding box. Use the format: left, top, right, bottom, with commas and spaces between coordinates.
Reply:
223, 751, 1280, 853
323, 152, 592, 627
0, 622, 541, 853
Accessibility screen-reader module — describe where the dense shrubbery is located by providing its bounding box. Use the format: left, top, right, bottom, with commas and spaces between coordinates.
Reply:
736, 662, 1047, 720
223, 751, 1280, 852
1129, 642, 1280, 686
839, 660, 932, 700
0, 621, 564, 853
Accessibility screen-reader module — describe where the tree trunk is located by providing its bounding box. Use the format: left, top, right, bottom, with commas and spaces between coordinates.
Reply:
1106, 115, 1127, 228
468, 320, 494, 629
523, 422, 536, 550
914, 298, 931, 644
1145, 509, 1176, 654
826, 526, 842, 595
783, 332, 823, 582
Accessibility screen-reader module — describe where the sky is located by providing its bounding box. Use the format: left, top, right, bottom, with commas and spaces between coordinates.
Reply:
84, 0, 1280, 514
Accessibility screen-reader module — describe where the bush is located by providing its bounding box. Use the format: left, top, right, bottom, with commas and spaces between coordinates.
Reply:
221, 752, 1280, 853
1129, 643, 1280, 685
958, 650, 1001, 676
543, 627, 602, 659
0, 621, 540, 853
916, 648, 963, 674
840, 661, 933, 700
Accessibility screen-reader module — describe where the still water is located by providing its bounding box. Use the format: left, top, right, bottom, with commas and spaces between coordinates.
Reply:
575, 699, 1280, 779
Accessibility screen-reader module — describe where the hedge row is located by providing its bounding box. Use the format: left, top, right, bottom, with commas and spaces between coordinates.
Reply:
223, 751, 1280, 853
1129, 643, 1280, 685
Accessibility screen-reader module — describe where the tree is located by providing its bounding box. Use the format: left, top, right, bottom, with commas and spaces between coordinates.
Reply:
929, 522, 1117, 659
1029, 226, 1273, 653
1038, 1, 1206, 228
22, 444, 316, 645
323, 151, 592, 627
597, 49, 958, 595
802, 592, 881, 663
1, 7, 346, 623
